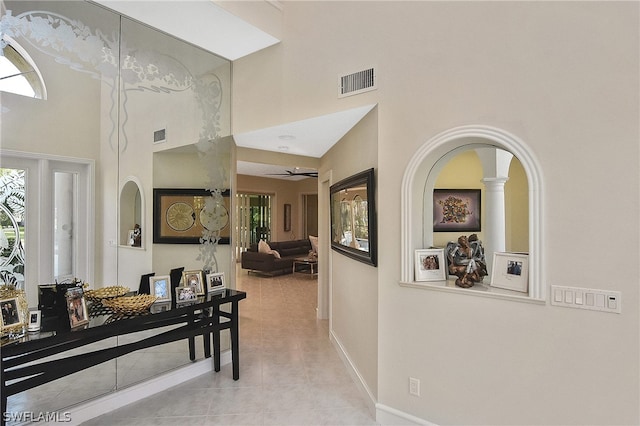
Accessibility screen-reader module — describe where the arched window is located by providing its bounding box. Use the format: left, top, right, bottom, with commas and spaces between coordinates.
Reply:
0, 38, 46, 99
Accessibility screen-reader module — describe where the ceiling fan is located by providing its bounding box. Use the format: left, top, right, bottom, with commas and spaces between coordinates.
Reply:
267, 169, 318, 178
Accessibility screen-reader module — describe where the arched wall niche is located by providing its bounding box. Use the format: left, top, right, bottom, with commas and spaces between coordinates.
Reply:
400, 125, 545, 301
119, 176, 144, 248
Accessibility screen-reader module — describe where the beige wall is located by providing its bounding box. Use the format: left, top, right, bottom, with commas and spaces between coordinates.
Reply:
237, 173, 317, 242
233, 1, 639, 424
319, 108, 379, 400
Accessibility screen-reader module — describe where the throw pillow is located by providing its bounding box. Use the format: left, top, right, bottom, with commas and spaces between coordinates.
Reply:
258, 239, 271, 254
309, 235, 319, 254
258, 239, 281, 259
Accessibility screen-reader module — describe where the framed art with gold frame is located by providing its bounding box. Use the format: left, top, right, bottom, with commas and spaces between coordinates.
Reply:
1, 296, 24, 331
182, 270, 205, 296
153, 188, 230, 244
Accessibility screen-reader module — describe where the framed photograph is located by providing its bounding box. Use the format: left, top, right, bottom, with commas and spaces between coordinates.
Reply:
490, 252, 529, 293
182, 270, 204, 296
149, 275, 171, 302
330, 168, 377, 266
27, 310, 41, 332
206, 272, 226, 293
433, 189, 481, 232
284, 203, 291, 232
65, 287, 89, 330
414, 249, 447, 282
153, 188, 231, 244
1, 297, 24, 329
175, 286, 198, 303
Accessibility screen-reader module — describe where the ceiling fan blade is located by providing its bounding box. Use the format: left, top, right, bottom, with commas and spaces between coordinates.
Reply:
265, 170, 318, 177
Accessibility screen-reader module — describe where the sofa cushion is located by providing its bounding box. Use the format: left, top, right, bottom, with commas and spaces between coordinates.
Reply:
258, 239, 272, 253
309, 235, 318, 254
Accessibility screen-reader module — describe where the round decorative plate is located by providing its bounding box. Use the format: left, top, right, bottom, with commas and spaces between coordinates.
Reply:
200, 202, 229, 232
166, 202, 195, 231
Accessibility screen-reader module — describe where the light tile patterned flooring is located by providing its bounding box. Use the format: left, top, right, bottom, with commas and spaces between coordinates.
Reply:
82, 267, 378, 425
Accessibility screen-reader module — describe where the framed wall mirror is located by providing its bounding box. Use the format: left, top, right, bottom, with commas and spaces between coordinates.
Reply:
330, 168, 377, 266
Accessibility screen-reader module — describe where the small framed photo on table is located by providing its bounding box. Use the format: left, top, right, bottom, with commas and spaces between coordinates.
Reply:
27, 310, 41, 332
490, 252, 529, 293
414, 248, 447, 282
1, 297, 24, 329
182, 270, 204, 296
150, 275, 171, 302
206, 272, 226, 293
175, 286, 198, 303
65, 287, 89, 330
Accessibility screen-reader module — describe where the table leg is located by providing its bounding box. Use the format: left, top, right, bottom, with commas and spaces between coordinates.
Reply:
231, 301, 240, 380
188, 312, 196, 361
212, 305, 221, 372
203, 331, 211, 359
1, 361, 6, 426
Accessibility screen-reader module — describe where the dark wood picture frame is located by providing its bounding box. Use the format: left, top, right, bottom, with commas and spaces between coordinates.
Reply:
284, 203, 291, 232
153, 188, 230, 244
330, 168, 377, 266
433, 189, 481, 232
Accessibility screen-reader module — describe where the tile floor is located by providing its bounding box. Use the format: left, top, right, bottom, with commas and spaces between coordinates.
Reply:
81, 267, 378, 425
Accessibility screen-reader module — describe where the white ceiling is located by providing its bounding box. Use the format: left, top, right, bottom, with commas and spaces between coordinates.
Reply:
93, 1, 375, 172
233, 104, 377, 158
237, 162, 318, 181
92, 0, 280, 61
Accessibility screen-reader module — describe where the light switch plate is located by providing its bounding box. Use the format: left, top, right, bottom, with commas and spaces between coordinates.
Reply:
551, 285, 621, 314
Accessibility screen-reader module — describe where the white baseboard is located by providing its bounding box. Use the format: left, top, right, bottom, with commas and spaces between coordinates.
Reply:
66, 350, 232, 425
329, 330, 377, 417
376, 403, 438, 425
329, 331, 437, 426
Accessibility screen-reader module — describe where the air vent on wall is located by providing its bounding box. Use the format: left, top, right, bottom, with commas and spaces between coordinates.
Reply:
153, 128, 166, 144
338, 67, 376, 98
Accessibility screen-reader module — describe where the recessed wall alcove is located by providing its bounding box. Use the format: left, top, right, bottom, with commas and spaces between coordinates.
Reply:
400, 125, 545, 301
119, 176, 144, 249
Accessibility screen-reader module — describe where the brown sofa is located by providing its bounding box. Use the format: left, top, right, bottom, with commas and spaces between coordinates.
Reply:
241, 239, 313, 276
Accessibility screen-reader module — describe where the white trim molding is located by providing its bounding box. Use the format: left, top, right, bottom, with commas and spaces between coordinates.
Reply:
400, 125, 545, 301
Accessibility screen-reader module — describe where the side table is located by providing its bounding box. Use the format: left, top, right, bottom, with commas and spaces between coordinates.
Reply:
293, 257, 318, 277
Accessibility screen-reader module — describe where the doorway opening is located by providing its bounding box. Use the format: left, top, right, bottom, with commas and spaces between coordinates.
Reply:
236, 193, 272, 260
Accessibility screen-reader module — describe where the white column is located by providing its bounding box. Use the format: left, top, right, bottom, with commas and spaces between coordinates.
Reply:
476, 148, 513, 275
481, 177, 508, 274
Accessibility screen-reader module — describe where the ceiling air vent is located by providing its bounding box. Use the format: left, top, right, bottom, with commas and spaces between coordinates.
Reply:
338, 67, 376, 98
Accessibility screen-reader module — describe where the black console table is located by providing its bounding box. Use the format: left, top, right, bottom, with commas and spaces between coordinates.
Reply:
0, 289, 246, 425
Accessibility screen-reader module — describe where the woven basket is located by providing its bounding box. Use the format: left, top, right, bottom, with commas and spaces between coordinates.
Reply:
102, 294, 157, 314
84, 286, 129, 302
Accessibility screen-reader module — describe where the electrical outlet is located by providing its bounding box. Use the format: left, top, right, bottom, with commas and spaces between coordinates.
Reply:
409, 377, 420, 396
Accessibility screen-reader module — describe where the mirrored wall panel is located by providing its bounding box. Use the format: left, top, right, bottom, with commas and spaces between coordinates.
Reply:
1, 0, 231, 415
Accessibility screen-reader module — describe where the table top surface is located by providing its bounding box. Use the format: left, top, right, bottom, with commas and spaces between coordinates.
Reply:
294, 257, 318, 263
1, 289, 246, 350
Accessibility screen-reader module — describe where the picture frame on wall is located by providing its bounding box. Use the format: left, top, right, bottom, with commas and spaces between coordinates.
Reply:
490, 252, 529, 293
182, 270, 204, 296
65, 287, 89, 330
206, 272, 226, 293
433, 189, 481, 232
149, 275, 171, 302
414, 249, 447, 282
153, 188, 231, 244
284, 203, 291, 232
